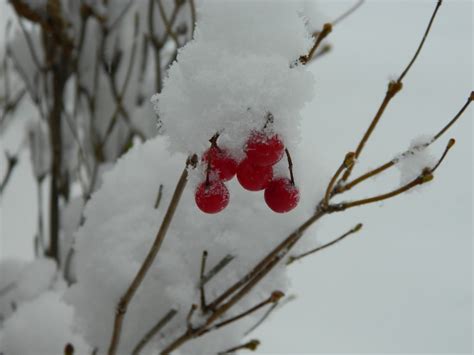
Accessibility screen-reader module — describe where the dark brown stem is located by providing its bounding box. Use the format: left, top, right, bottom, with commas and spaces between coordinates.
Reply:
218, 339, 260, 355
107, 159, 192, 355
0, 153, 18, 196
154, 184, 164, 209
284, 148, 295, 185
199, 251, 208, 311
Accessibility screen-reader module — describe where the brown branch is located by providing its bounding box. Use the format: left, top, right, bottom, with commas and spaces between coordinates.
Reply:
331, 171, 433, 212
287, 223, 363, 265
131, 309, 177, 355
335, 92, 472, 195
107, 157, 194, 355
341, 0, 443, 182
285, 148, 295, 185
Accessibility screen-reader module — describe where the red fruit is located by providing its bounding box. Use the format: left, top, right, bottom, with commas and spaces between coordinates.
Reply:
245, 131, 285, 167
195, 180, 230, 214
202, 147, 238, 181
264, 178, 300, 213
237, 159, 273, 191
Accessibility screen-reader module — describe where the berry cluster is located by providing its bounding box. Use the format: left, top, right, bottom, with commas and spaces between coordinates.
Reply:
195, 129, 300, 214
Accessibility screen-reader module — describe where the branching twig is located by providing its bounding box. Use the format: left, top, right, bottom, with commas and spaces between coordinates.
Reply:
341, 0, 443, 182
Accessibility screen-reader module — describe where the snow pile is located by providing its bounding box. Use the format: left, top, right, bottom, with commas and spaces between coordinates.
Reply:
0, 258, 56, 323
0, 291, 90, 355
65, 2, 323, 353
152, 0, 314, 156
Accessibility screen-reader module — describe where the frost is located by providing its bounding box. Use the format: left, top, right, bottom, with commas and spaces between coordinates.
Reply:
396, 135, 437, 187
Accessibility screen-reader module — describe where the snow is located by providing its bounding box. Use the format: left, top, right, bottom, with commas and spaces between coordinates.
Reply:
0, 290, 90, 355
0, 258, 56, 323
152, 0, 314, 156
396, 135, 437, 187
65, 132, 323, 353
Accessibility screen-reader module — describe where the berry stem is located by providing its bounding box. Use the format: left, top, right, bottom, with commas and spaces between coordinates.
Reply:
209, 133, 220, 149
285, 148, 295, 185
262, 112, 274, 130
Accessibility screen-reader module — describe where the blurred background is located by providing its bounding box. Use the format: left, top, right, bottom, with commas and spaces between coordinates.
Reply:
1, 0, 472, 354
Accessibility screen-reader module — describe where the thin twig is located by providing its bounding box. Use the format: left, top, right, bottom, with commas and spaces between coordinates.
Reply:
341, 0, 443, 182
332, 0, 365, 26
201, 291, 283, 335
200, 251, 208, 311
154, 184, 164, 209
430, 138, 455, 173
287, 223, 363, 265
200, 254, 235, 287
131, 309, 177, 355
217, 339, 260, 354
107, 157, 194, 355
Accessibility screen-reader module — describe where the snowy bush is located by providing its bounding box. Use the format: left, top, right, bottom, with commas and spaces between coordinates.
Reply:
0, 0, 471, 354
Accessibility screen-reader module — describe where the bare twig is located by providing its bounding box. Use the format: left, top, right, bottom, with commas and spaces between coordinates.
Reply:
107, 157, 195, 355
131, 309, 177, 355
341, 0, 443, 182
217, 339, 260, 354
287, 223, 363, 265
335, 92, 472, 195
200, 254, 235, 287
0, 153, 18, 196
154, 184, 164, 209
199, 251, 208, 311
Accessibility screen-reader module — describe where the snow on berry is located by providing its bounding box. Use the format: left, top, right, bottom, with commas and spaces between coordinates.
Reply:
244, 130, 285, 167
195, 180, 230, 214
264, 178, 300, 213
151, 1, 315, 156
202, 146, 238, 182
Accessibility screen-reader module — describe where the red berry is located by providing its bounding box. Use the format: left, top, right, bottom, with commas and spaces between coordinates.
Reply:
264, 178, 300, 213
236, 159, 273, 191
245, 131, 285, 167
195, 180, 230, 214
202, 146, 238, 181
